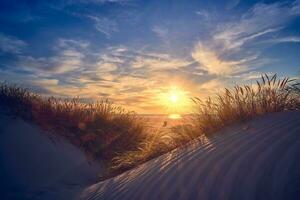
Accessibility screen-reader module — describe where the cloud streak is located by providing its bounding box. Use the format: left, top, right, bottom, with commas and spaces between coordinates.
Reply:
87, 15, 119, 37
1, 0, 300, 113
0, 33, 26, 54
192, 1, 300, 77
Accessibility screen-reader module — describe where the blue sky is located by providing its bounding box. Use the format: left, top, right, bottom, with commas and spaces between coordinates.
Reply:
0, 0, 300, 113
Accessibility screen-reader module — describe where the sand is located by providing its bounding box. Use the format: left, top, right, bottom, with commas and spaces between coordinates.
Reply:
80, 111, 300, 200
0, 113, 102, 200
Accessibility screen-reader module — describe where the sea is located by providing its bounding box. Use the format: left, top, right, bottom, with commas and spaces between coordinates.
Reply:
139, 114, 192, 129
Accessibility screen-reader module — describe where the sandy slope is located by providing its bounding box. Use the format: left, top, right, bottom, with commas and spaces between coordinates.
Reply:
0, 113, 103, 200
80, 111, 300, 200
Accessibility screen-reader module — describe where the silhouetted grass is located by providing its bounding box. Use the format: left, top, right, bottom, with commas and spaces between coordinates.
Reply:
1, 74, 299, 178
110, 74, 300, 173
191, 74, 300, 135
0, 82, 149, 162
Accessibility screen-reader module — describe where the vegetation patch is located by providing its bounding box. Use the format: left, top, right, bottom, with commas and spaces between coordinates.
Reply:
1, 74, 299, 179
110, 74, 300, 174
0, 83, 148, 164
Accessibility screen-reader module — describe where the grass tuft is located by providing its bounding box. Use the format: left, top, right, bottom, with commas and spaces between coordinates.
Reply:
191, 74, 300, 135
110, 74, 300, 172
0, 82, 149, 163
1, 74, 299, 178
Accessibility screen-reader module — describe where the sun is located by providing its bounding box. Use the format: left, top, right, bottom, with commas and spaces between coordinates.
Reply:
170, 94, 178, 103
157, 86, 191, 115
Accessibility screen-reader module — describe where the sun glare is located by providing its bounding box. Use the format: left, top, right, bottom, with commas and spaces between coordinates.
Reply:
168, 113, 182, 119
170, 94, 178, 103
158, 86, 191, 116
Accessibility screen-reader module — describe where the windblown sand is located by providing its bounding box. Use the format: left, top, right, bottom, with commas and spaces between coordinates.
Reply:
0, 113, 103, 200
80, 111, 300, 200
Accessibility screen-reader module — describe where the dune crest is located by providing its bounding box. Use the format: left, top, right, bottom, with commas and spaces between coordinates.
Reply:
81, 111, 300, 200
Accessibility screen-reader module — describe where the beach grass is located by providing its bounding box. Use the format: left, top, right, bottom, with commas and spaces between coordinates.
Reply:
0, 83, 149, 162
110, 74, 300, 174
1, 74, 299, 178
191, 74, 300, 135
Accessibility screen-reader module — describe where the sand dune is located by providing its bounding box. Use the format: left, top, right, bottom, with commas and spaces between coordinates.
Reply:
0, 113, 103, 200
80, 111, 300, 200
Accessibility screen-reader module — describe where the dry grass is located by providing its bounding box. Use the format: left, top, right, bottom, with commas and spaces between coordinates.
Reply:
191, 74, 300, 135
110, 74, 300, 173
107, 123, 195, 175
0, 83, 149, 162
1, 74, 299, 178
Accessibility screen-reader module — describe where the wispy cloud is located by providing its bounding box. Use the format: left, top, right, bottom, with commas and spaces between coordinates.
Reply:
199, 78, 227, 94
215, 27, 281, 50
1, 0, 300, 113
57, 38, 90, 49
131, 55, 191, 70
87, 15, 118, 37
53, 49, 84, 73
152, 26, 169, 39
214, 2, 300, 51
226, 0, 240, 9
261, 36, 300, 44
192, 42, 251, 75
6, 40, 195, 112
16, 52, 83, 76
195, 10, 209, 18
192, 1, 300, 77
0, 33, 26, 54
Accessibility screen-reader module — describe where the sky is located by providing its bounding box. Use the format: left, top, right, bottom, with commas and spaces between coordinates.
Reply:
0, 0, 300, 114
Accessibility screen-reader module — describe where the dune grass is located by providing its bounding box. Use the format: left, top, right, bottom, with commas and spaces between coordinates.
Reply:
0, 74, 299, 178
110, 74, 300, 173
191, 74, 300, 135
0, 83, 149, 161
